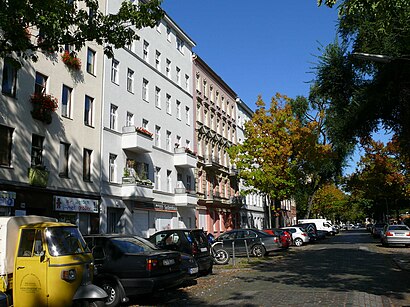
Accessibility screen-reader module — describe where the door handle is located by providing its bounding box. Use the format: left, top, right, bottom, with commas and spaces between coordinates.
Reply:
17, 266, 25, 270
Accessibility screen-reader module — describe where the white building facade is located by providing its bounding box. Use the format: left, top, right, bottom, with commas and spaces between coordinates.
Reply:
100, 2, 197, 237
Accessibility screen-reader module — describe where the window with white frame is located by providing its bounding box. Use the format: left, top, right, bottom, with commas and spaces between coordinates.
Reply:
155, 50, 161, 70
155, 87, 161, 108
86, 48, 95, 75
61, 85, 72, 118
176, 135, 181, 148
176, 67, 180, 85
185, 74, 189, 91
142, 79, 149, 101
210, 86, 214, 102
154, 125, 161, 147
176, 101, 181, 120
31, 134, 44, 167
196, 73, 200, 91
0, 125, 13, 167
186, 139, 191, 150
142, 118, 149, 129
143, 40, 149, 62
203, 80, 207, 97
155, 167, 161, 190
58, 142, 70, 178
111, 59, 119, 84
197, 138, 202, 157
196, 104, 201, 122
166, 26, 171, 42
83, 148, 92, 181
166, 94, 171, 114
186, 175, 192, 191
127, 68, 134, 93
109, 104, 118, 130
2, 58, 17, 96
109, 153, 117, 183
176, 36, 184, 53
35, 72, 47, 94
165, 59, 171, 78
211, 114, 214, 130
185, 106, 190, 125
167, 170, 172, 193
166, 130, 171, 151
126, 112, 134, 127
84, 95, 94, 126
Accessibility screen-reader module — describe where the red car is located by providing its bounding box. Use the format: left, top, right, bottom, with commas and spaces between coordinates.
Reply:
263, 228, 291, 249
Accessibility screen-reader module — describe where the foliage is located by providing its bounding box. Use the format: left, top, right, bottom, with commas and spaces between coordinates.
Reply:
30, 92, 58, 124
61, 51, 81, 70
0, 0, 164, 60
310, 183, 347, 219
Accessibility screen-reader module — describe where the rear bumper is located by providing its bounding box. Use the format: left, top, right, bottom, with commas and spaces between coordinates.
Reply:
385, 237, 410, 245
195, 255, 213, 272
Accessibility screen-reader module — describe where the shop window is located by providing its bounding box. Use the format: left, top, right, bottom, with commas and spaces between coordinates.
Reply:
0, 125, 13, 167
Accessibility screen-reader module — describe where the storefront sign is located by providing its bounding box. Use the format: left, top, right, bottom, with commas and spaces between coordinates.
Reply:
154, 203, 177, 211
0, 191, 16, 207
54, 196, 98, 213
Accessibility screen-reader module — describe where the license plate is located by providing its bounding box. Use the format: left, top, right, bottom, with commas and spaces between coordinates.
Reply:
163, 259, 175, 266
395, 233, 404, 236
189, 267, 199, 274
200, 247, 208, 252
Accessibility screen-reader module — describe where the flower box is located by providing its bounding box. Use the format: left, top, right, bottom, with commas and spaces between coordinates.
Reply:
28, 167, 49, 187
61, 51, 81, 70
136, 127, 153, 138
30, 93, 58, 124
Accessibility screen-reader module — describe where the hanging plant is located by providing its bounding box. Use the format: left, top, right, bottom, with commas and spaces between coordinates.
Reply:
61, 51, 81, 70
30, 93, 58, 124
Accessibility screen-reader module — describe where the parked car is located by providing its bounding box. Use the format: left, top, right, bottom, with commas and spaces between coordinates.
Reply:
180, 253, 199, 283
280, 227, 310, 247
380, 224, 410, 247
84, 234, 184, 306
148, 229, 213, 275
262, 228, 291, 248
372, 223, 387, 238
294, 223, 319, 242
216, 228, 282, 257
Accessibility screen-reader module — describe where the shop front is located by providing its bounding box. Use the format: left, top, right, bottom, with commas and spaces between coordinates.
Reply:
0, 191, 15, 216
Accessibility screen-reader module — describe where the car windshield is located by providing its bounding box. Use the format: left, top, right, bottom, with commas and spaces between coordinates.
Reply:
111, 237, 155, 254
46, 227, 89, 256
185, 230, 207, 245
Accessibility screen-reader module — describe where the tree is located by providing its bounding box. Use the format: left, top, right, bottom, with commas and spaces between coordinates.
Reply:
0, 0, 164, 60
310, 183, 349, 221
314, 0, 410, 156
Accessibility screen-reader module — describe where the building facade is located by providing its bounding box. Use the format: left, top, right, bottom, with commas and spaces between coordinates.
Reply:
192, 54, 240, 236
100, 2, 197, 237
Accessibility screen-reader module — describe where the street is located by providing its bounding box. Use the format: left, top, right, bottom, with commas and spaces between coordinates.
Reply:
130, 229, 410, 306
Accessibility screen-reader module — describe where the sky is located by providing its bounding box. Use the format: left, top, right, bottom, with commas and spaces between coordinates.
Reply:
161, 0, 339, 109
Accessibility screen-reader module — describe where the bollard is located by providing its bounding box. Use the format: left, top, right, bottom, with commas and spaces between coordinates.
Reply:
244, 239, 250, 262
232, 241, 235, 266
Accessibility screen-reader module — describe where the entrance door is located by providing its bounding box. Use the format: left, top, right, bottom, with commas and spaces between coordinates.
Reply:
133, 210, 149, 238
14, 229, 48, 306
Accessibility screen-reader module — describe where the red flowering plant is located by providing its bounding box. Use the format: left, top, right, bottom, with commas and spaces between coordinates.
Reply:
184, 147, 197, 156
136, 127, 153, 138
61, 51, 81, 70
30, 93, 58, 124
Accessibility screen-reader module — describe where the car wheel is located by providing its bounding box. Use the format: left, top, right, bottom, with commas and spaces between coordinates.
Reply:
294, 238, 303, 247
252, 244, 266, 257
101, 280, 121, 307
213, 249, 230, 265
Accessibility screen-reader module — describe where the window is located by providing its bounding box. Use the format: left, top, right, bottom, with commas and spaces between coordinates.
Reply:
143, 40, 149, 62
176, 37, 184, 53
176, 135, 181, 148
166, 130, 171, 151
154, 125, 161, 147
111, 59, 119, 84
166, 94, 171, 114
165, 59, 171, 78
35, 72, 47, 94
176, 67, 180, 85
185, 74, 189, 91
142, 118, 149, 129
197, 104, 201, 122
83, 148, 92, 181
155, 87, 161, 108
155, 50, 161, 70
109, 104, 118, 130
176, 101, 181, 120
127, 68, 134, 93
84, 95, 94, 126
167, 170, 172, 193
166, 26, 171, 41
186, 175, 192, 191
156, 22, 161, 33
185, 106, 190, 125
0, 125, 13, 167
203, 80, 207, 97
142, 79, 148, 101
61, 85, 72, 118
86, 48, 96, 75
186, 139, 191, 150
59, 142, 70, 177
31, 134, 44, 167
155, 167, 161, 190
126, 112, 134, 127
109, 154, 117, 183
2, 58, 17, 96
210, 86, 214, 102
196, 74, 200, 91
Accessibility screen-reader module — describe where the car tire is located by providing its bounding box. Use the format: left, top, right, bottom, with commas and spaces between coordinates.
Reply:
252, 244, 266, 257
294, 238, 303, 247
213, 249, 230, 265
101, 280, 122, 307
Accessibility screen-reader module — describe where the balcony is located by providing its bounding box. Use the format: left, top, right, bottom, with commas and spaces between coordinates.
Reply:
203, 155, 220, 168
121, 126, 153, 153
121, 177, 154, 201
28, 167, 49, 187
174, 147, 197, 168
174, 188, 198, 206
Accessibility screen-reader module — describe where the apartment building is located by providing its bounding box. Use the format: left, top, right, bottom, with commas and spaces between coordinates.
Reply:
236, 98, 268, 229
0, 21, 105, 233
192, 54, 239, 236
100, 2, 196, 237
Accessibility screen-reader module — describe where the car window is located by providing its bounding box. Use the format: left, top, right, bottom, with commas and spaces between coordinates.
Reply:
219, 231, 236, 240
111, 237, 154, 253
389, 225, 409, 231
189, 230, 207, 245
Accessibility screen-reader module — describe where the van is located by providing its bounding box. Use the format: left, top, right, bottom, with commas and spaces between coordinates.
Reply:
298, 219, 336, 236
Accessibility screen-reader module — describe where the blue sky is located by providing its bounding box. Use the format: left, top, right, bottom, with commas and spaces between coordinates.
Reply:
161, 0, 339, 109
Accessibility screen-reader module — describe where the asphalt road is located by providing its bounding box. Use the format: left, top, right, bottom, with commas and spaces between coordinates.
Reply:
130, 229, 410, 306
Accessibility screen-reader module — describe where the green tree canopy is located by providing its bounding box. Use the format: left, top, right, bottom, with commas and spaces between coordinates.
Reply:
0, 0, 164, 60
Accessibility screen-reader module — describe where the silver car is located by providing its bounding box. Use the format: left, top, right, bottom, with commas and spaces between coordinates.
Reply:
381, 224, 410, 247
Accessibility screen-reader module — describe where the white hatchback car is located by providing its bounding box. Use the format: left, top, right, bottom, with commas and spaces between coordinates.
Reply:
281, 227, 310, 247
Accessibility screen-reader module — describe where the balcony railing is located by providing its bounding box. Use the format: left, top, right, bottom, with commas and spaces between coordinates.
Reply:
121, 177, 154, 200
174, 147, 197, 168
121, 126, 153, 153
203, 155, 220, 168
